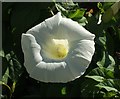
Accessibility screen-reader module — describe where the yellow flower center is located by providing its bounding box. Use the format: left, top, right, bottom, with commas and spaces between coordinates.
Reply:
54, 44, 68, 58
43, 39, 69, 60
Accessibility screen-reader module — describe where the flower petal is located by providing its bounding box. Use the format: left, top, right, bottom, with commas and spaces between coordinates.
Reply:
26, 12, 95, 44
21, 33, 42, 73
66, 56, 89, 79
21, 33, 75, 83
70, 39, 95, 62
66, 39, 95, 78
53, 16, 95, 41
30, 61, 75, 83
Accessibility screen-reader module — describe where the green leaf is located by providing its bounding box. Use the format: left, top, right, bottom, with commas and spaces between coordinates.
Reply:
8, 51, 23, 82
55, 2, 86, 20
85, 75, 105, 82
97, 2, 104, 13
99, 35, 106, 47
97, 2, 103, 10
103, 91, 118, 98
55, 3, 67, 12
68, 9, 85, 19
11, 81, 16, 93
107, 55, 115, 70
96, 79, 120, 92
95, 30, 107, 50
0, 50, 5, 57
1, 50, 8, 76
56, 1, 78, 11
88, 67, 114, 79
78, 16, 88, 26
2, 67, 9, 84
61, 87, 66, 95
96, 85, 118, 92
2, 57, 9, 76
97, 51, 106, 68
97, 51, 115, 71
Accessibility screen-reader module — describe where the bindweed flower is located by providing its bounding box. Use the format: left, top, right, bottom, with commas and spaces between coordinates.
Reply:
21, 12, 95, 83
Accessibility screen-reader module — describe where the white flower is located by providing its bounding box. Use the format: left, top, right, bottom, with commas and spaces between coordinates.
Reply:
21, 12, 95, 83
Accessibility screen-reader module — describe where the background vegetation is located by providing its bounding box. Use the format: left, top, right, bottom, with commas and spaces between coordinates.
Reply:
1, 1, 120, 99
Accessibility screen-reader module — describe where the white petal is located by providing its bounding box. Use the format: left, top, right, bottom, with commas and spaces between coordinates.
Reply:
21, 33, 74, 83
54, 17, 95, 41
21, 33, 42, 73
66, 56, 89, 78
30, 61, 75, 83
65, 39, 95, 79
70, 39, 95, 62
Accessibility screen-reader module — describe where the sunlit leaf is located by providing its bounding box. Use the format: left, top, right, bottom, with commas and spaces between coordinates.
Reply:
55, 2, 86, 20
88, 67, 114, 79
107, 55, 115, 70
96, 85, 118, 92
103, 91, 118, 98
11, 81, 16, 93
78, 16, 88, 26
85, 75, 105, 82
68, 9, 85, 19
97, 2, 104, 13
2, 67, 9, 84
61, 87, 66, 95
96, 79, 119, 92
97, 51, 106, 68
1, 50, 8, 76
2, 57, 9, 76
0, 50, 5, 57
55, 3, 67, 13
97, 50, 115, 71
98, 30, 106, 49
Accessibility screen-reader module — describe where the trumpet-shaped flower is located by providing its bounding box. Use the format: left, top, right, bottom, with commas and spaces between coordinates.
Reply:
21, 12, 95, 83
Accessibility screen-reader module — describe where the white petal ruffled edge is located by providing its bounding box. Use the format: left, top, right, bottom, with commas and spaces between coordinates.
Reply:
21, 34, 75, 83
26, 12, 95, 43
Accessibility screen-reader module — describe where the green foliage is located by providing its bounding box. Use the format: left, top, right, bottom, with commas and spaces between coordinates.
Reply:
2, 1, 120, 99
61, 87, 66, 95
55, 2, 87, 26
97, 2, 114, 13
